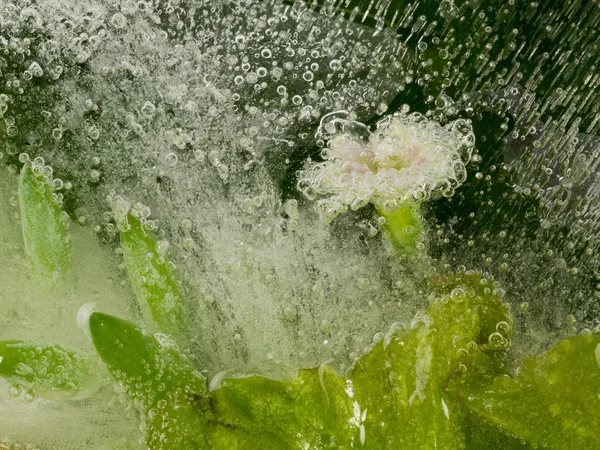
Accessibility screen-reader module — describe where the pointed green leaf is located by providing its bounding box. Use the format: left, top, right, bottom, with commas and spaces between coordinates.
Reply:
120, 215, 188, 338
449, 335, 600, 448
88, 312, 208, 449
88, 312, 206, 409
0, 341, 97, 399
18, 164, 70, 275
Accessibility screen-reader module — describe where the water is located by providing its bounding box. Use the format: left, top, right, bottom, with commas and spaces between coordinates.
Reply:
1, 0, 600, 448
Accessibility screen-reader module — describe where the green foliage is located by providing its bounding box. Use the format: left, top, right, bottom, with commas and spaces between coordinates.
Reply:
88, 312, 206, 410
448, 335, 600, 449
85, 272, 525, 449
5, 268, 599, 449
88, 312, 209, 449
120, 215, 189, 338
462, 412, 535, 450
0, 341, 96, 399
348, 270, 511, 448
351, 322, 465, 448
18, 164, 70, 275
212, 367, 356, 448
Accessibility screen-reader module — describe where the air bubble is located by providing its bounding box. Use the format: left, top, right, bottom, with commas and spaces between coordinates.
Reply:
302, 71, 314, 82
496, 321, 510, 334
141, 101, 156, 117
87, 126, 100, 140
165, 153, 178, 166
488, 332, 509, 349
110, 13, 127, 29
89, 170, 101, 183
357, 277, 371, 289
450, 287, 465, 300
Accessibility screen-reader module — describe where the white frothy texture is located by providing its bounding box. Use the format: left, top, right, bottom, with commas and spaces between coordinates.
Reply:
299, 111, 475, 221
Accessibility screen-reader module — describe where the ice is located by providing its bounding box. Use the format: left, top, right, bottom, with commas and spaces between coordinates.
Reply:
1, 0, 600, 447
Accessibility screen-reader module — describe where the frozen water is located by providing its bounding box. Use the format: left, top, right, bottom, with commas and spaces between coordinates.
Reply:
1, 0, 600, 447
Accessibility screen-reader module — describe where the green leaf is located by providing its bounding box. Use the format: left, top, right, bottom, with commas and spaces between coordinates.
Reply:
449, 335, 600, 449
88, 312, 206, 409
89, 312, 273, 449
204, 423, 288, 450
18, 164, 70, 275
463, 411, 535, 450
88, 312, 208, 449
427, 271, 513, 381
208, 273, 512, 449
210, 366, 357, 448
0, 341, 97, 399
347, 271, 512, 448
350, 322, 465, 448
86, 282, 515, 450
120, 215, 188, 338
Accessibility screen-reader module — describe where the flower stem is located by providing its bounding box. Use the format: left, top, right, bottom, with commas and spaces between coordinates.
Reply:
378, 203, 424, 254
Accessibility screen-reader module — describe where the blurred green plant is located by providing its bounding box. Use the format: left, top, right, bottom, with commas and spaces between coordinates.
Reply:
18, 163, 71, 276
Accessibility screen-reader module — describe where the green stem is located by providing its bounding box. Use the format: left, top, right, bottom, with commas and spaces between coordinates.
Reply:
378, 202, 425, 254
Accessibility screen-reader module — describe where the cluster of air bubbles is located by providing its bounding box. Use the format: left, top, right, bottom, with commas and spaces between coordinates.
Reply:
18, 153, 67, 207
298, 110, 475, 222
0, 94, 9, 117
105, 192, 152, 233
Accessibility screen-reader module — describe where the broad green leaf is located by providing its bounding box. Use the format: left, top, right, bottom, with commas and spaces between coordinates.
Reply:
449, 335, 600, 449
428, 271, 512, 343
120, 215, 188, 338
86, 286, 515, 450
0, 341, 97, 399
210, 366, 357, 448
18, 164, 70, 275
208, 274, 511, 450
145, 390, 209, 450
350, 322, 465, 449
427, 271, 513, 381
463, 411, 535, 450
347, 271, 512, 448
88, 312, 208, 449
204, 423, 287, 450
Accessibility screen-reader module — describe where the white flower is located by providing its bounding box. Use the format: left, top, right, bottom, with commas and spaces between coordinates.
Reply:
298, 111, 475, 222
